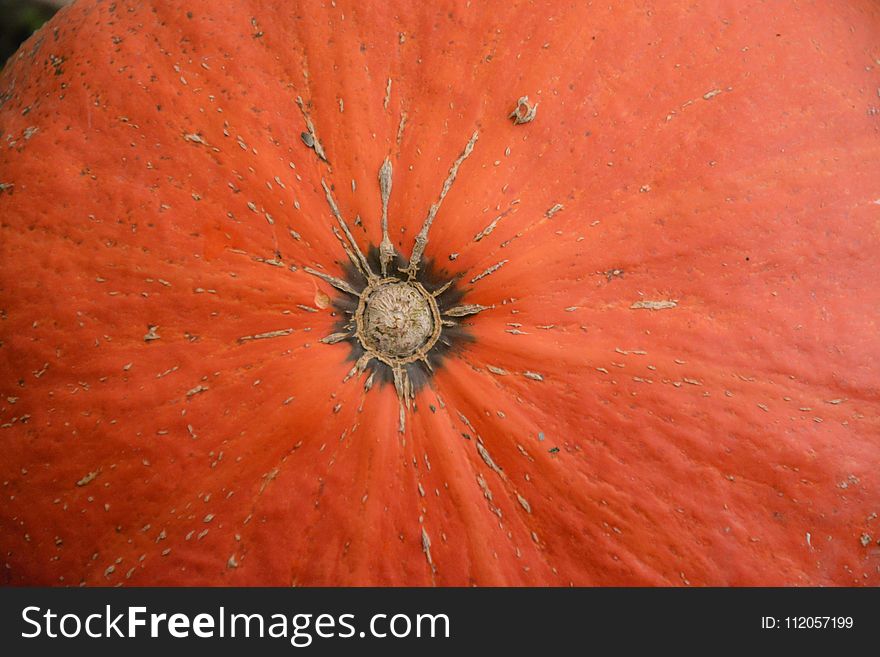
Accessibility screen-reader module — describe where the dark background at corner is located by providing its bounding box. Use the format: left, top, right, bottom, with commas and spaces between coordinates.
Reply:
1, 0, 68, 68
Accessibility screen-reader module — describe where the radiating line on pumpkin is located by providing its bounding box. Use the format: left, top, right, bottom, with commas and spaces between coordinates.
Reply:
444, 304, 492, 317
545, 203, 564, 218
396, 112, 407, 147
331, 226, 368, 277
516, 493, 532, 514
185, 384, 209, 398
295, 96, 327, 162
405, 130, 479, 279
457, 411, 476, 435
475, 474, 502, 518
473, 207, 515, 242
155, 365, 178, 379
393, 365, 413, 433
454, 411, 546, 559
476, 441, 504, 477
383, 78, 392, 110
630, 299, 678, 310
236, 329, 294, 343
363, 370, 376, 392
253, 255, 285, 268
469, 259, 508, 284
421, 527, 436, 574
430, 278, 456, 297
321, 179, 376, 281
320, 332, 351, 345
303, 267, 360, 296
224, 243, 309, 278
344, 353, 374, 383
458, 196, 598, 287
378, 158, 394, 276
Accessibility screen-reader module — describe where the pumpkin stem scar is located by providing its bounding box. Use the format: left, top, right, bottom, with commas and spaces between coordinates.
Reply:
403, 129, 479, 280
378, 158, 394, 276
352, 277, 444, 433
310, 130, 490, 431
509, 95, 538, 124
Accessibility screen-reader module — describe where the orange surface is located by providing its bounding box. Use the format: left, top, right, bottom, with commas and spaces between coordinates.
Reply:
1, 0, 879, 585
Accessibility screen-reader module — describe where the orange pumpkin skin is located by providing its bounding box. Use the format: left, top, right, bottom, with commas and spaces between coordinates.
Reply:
1, 0, 879, 586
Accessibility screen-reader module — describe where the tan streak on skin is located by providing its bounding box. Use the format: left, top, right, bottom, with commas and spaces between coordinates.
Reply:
509, 95, 538, 124
320, 333, 350, 345
473, 207, 515, 242
303, 266, 360, 296
630, 300, 678, 310
237, 329, 294, 343
396, 112, 407, 147
321, 179, 376, 282
545, 203, 563, 218
431, 278, 457, 298
384, 78, 392, 110
295, 95, 328, 162
378, 158, 394, 276
444, 304, 491, 317
404, 130, 479, 279
421, 527, 436, 575
331, 225, 366, 277
470, 260, 508, 284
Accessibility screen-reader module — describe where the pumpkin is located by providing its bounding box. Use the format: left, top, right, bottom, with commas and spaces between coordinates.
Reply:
1, 0, 879, 587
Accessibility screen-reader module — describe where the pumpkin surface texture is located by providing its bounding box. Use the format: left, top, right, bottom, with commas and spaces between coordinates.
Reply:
1, 0, 879, 587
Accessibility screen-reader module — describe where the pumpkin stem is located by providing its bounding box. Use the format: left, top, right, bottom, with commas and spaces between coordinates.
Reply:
360, 282, 435, 358
311, 131, 489, 431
